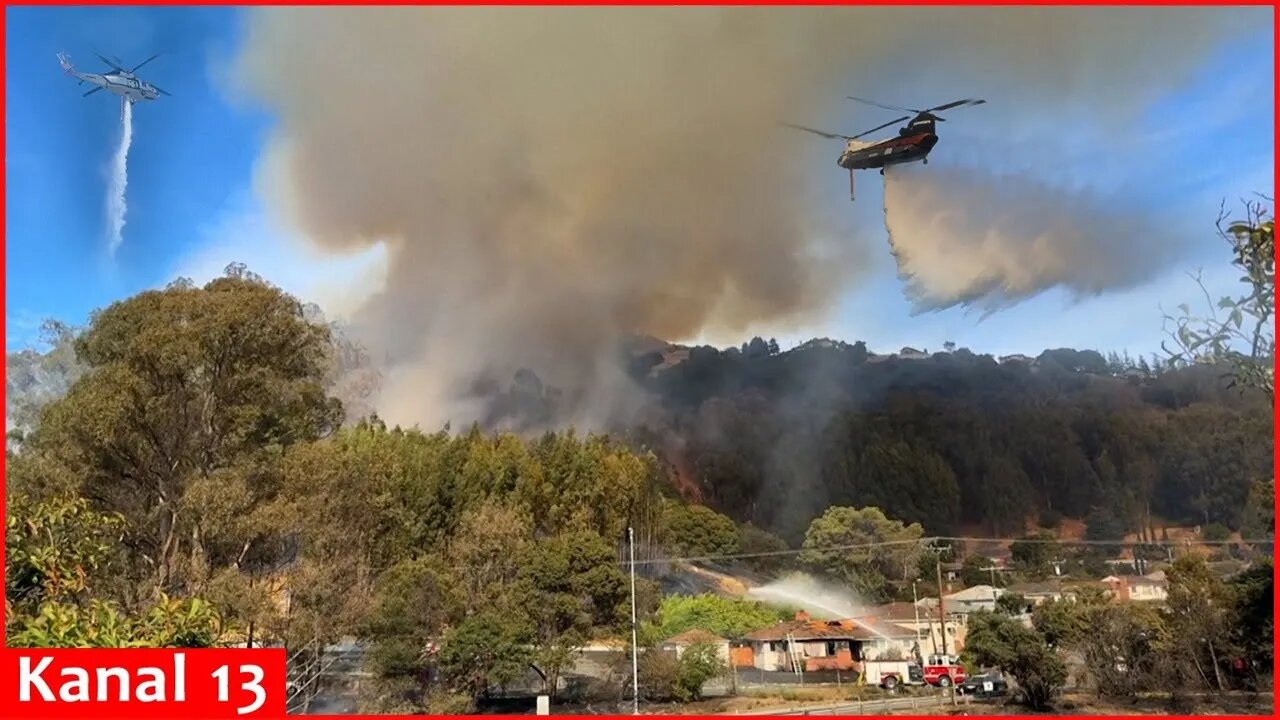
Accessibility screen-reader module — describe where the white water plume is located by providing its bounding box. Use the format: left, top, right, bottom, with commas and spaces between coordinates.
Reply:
749, 573, 905, 642
747, 572, 869, 621
106, 101, 133, 257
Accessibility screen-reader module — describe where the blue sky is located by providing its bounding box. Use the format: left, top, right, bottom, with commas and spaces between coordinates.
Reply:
5, 6, 1275, 359
6, 6, 268, 343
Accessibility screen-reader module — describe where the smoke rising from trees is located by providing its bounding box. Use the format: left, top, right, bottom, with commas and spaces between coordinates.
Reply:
232, 6, 1260, 429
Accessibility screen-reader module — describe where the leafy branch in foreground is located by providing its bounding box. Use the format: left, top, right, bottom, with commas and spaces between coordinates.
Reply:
1163, 197, 1274, 399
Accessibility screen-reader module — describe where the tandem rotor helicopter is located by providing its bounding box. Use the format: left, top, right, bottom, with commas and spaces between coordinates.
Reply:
785, 96, 986, 201
56, 51, 171, 119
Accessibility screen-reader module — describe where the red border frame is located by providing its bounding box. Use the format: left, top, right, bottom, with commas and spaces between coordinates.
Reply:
1, 2, 1276, 719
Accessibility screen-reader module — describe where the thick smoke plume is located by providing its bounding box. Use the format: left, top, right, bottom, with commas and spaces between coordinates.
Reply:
233, 7, 1258, 429
883, 164, 1176, 314
107, 101, 133, 257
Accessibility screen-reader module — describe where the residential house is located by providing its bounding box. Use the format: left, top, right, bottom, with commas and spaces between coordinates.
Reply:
942, 585, 1005, 614
1006, 581, 1076, 606
1101, 574, 1168, 602
661, 629, 730, 664
860, 602, 968, 655
741, 612, 917, 673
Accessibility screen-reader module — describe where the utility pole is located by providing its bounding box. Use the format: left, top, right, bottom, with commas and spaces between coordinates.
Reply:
912, 580, 922, 630
628, 527, 639, 716
933, 546, 949, 657
913, 580, 933, 658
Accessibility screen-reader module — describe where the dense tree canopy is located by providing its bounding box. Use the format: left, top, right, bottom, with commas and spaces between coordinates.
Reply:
798, 506, 925, 601
3, 198, 1272, 710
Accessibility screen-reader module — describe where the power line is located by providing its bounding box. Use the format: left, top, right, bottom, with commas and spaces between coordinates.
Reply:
931, 535, 1267, 547
624, 538, 925, 567
621, 534, 1271, 567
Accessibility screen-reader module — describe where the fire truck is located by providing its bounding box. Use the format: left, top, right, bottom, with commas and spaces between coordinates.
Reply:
870, 654, 967, 690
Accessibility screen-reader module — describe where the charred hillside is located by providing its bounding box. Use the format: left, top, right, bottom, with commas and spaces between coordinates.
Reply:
617, 338, 1272, 545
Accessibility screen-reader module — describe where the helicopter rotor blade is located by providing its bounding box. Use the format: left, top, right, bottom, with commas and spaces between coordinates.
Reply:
93, 51, 126, 73
151, 84, 172, 97
846, 96, 921, 114
130, 54, 160, 73
850, 115, 911, 139
924, 98, 986, 114
781, 122, 852, 141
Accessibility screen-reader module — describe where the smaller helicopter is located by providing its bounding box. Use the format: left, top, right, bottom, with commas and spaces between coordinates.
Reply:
785, 96, 986, 201
57, 51, 171, 119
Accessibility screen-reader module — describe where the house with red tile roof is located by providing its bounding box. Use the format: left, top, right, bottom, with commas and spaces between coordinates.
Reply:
739, 611, 917, 672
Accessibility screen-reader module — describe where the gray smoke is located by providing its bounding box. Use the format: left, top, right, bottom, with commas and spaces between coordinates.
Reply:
231, 6, 1261, 429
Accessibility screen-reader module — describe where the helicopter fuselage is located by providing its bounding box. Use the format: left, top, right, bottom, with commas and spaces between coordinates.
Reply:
839, 131, 938, 171
78, 71, 161, 103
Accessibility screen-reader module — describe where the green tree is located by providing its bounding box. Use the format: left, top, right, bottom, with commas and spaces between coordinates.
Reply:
1031, 597, 1088, 650
28, 270, 342, 595
798, 506, 925, 601
1165, 555, 1232, 691
7, 491, 221, 649
1084, 506, 1127, 555
962, 611, 1066, 711
637, 648, 681, 701
1201, 522, 1231, 542
995, 592, 1031, 616
1163, 199, 1274, 399
515, 530, 630, 699
737, 523, 789, 574
1239, 478, 1275, 542
5, 493, 124, 610
959, 554, 996, 588
8, 595, 222, 648
650, 594, 788, 640
363, 557, 462, 702
1010, 531, 1059, 579
1228, 559, 1273, 675
674, 643, 727, 701
437, 611, 535, 699
1075, 601, 1168, 698
664, 503, 739, 558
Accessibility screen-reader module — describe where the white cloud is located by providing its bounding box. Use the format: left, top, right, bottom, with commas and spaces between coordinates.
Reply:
169, 192, 388, 321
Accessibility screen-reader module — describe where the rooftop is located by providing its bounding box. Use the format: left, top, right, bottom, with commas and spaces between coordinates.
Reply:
944, 585, 1005, 602
1007, 581, 1071, 596
863, 602, 942, 622
744, 617, 916, 643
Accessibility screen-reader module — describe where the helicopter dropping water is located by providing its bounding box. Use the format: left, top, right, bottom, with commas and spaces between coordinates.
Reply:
57, 51, 168, 256
784, 95, 987, 200
57, 51, 171, 120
